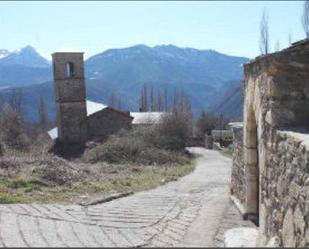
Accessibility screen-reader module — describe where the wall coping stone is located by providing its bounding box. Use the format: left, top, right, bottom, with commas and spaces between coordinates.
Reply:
277, 129, 309, 152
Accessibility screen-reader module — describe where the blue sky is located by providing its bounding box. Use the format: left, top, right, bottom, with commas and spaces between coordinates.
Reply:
0, 1, 305, 59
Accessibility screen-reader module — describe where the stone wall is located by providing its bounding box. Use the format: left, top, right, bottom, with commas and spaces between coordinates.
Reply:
260, 129, 309, 247
231, 39, 309, 247
85, 107, 133, 141
229, 123, 246, 209
243, 40, 309, 130
56, 102, 87, 142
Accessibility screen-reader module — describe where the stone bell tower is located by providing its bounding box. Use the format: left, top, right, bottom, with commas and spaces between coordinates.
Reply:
52, 52, 87, 144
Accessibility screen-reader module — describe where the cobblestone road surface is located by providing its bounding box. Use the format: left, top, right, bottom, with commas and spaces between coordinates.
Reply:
0, 148, 249, 247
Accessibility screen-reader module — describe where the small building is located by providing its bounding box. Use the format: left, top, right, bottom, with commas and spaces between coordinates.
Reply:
48, 100, 133, 141
86, 106, 132, 141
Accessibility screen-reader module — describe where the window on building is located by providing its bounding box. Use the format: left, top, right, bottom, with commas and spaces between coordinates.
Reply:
66, 62, 74, 78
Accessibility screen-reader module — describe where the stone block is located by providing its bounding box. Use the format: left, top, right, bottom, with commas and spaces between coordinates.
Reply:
288, 182, 301, 200
270, 107, 296, 127
244, 147, 258, 165
55, 78, 86, 102
265, 236, 280, 247
293, 205, 305, 235
282, 208, 296, 247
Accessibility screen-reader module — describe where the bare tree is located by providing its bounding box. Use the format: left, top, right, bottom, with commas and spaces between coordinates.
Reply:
117, 98, 123, 111
139, 83, 149, 112
144, 84, 149, 111
109, 92, 117, 109
38, 96, 47, 131
172, 89, 192, 116
302, 0, 309, 38
163, 88, 168, 111
9, 89, 23, 115
172, 89, 179, 113
259, 9, 269, 55
109, 92, 124, 110
288, 32, 292, 45
157, 91, 163, 111
150, 85, 154, 111
196, 110, 218, 137
0, 104, 29, 150
139, 87, 144, 112
275, 40, 280, 52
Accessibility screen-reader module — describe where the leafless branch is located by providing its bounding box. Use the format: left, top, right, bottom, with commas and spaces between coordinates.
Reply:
302, 0, 309, 38
259, 9, 269, 55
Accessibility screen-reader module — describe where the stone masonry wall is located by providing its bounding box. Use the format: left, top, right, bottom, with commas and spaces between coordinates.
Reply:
52, 52, 87, 144
85, 108, 133, 141
230, 123, 246, 208
261, 129, 309, 247
231, 40, 309, 247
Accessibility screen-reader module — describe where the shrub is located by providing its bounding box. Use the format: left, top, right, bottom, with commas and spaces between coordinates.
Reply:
33, 156, 80, 186
0, 157, 20, 170
140, 112, 192, 151
83, 128, 189, 165
0, 157, 21, 178
0, 104, 31, 151
83, 111, 192, 165
30, 133, 54, 156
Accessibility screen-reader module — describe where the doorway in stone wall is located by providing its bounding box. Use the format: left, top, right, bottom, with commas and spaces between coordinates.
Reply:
245, 107, 259, 226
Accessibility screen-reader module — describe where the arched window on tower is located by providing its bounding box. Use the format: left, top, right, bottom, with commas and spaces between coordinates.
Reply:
66, 62, 74, 78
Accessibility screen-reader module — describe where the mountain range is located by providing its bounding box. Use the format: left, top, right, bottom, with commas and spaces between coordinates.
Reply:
0, 45, 249, 123
0, 46, 51, 88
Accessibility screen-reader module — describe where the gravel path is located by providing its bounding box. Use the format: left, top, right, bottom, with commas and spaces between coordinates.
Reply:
0, 147, 250, 247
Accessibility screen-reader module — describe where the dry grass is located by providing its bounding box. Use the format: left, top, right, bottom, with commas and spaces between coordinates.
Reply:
0, 117, 194, 204
0, 139, 194, 204
0, 161, 194, 204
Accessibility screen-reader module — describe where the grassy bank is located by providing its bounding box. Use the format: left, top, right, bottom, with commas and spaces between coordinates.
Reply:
0, 114, 194, 204
0, 162, 194, 204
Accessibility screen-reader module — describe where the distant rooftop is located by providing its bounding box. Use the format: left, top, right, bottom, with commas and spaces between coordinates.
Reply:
130, 112, 167, 125
48, 100, 168, 139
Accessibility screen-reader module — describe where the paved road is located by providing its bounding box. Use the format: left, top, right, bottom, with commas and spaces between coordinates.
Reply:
0, 148, 235, 247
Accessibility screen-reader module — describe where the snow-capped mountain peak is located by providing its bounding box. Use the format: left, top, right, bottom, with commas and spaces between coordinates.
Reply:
0, 49, 10, 59
0, 45, 50, 68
